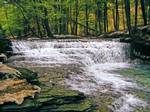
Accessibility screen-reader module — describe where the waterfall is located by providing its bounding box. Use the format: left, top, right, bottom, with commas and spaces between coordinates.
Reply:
10, 40, 147, 112
11, 40, 131, 65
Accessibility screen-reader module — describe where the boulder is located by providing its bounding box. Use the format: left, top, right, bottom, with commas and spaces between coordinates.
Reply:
0, 86, 95, 112
0, 53, 7, 62
0, 64, 38, 84
0, 64, 21, 79
99, 31, 129, 39
17, 68, 38, 84
131, 39, 150, 60
0, 79, 40, 105
0, 36, 12, 55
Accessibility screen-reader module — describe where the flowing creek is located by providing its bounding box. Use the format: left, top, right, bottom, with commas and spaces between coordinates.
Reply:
9, 40, 150, 112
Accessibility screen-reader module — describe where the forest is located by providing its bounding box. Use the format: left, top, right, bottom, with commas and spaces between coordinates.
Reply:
0, 0, 150, 38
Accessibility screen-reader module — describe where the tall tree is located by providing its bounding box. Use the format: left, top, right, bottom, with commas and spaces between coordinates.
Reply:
75, 0, 79, 35
104, 0, 108, 33
85, 2, 89, 35
96, 0, 102, 33
121, 0, 125, 30
43, 7, 53, 37
115, 0, 119, 31
148, 1, 150, 24
140, 0, 147, 25
134, 0, 138, 28
124, 0, 132, 35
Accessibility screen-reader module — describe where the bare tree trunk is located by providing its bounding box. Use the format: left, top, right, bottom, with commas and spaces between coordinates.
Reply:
43, 7, 53, 37
85, 3, 89, 35
134, 0, 138, 28
140, 0, 147, 25
148, 2, 150, 24
33, 0, 43, 38
75, 0, 79, 35
124, 0, 132, 36
95, 10, 98, 35
113, 9, 116, 30
104, 0, 108, 33
121, 0, 125, 30
96, 1, 102, 33
115, 0, 119, 31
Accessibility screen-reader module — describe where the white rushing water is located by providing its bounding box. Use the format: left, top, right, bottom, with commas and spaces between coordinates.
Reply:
11, 40, 147, 112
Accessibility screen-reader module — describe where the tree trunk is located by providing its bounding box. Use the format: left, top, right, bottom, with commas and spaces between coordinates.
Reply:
43, 7, 53, 37
69, 4, 74, 35
148, 2, 150, 24
134, 0, 138, 28
124, 0, 132, 36
96, 1, 102, 33
115, 0, 119, 31
85, 3, 89, 35
121, 0, 125, 30
33, 0, 43, 38
95, 10, 98, 35
113, 9, 116, 30
140, 0, 147, 25
75, 0, 79, 35
104, 0, 108, 33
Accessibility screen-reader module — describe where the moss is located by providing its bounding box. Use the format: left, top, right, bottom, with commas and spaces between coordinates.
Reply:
56, 99, 93, 111
17, 68, 38, 84
36, 86, 80, 104
90, 97, 113, 112
41, 86, 79, 96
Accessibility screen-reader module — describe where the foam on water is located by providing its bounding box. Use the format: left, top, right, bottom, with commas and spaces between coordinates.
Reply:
111, 94, 147, 112
86, 63, 135, 90
11, 40, 148, 112
11, 41, 130, 65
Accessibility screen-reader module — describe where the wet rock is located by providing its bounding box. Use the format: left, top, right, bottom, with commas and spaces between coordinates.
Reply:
0, 64, 97, 112
138, 25, 150, 37
17, 68, 38, 84
131, 39, 150, 60
120, 38, 132, 43
0, 64, 21, 79
54, 35, 80, 39
0, 86, 95, 112
0, 79, 40, 105
0, 37, 12, 55
99, 31, 129, 39
0, 54, 7, 62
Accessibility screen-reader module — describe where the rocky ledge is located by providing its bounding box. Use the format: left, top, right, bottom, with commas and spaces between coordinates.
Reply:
0, 64, 98, 112
0, 36, 13, 63
131, 39, 150, 60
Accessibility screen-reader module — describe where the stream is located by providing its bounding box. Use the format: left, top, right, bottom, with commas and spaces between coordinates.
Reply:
9, 40, 150, 112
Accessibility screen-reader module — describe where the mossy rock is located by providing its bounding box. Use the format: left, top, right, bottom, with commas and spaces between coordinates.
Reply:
0, 99, 39, 112
17, 68, 38, 84
49, 99, 94, 112
0, 86, 96, 112
0, 38, 12, 54
0, 64, 21, 80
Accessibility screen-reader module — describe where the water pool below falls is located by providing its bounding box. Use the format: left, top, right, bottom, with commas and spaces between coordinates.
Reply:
10, 40, 150, 112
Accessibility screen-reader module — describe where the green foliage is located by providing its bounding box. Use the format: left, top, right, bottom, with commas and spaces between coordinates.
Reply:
0, 0, 149, 38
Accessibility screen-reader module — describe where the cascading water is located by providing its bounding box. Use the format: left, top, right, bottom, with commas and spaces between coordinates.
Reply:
10, 40, 148, 112
11, 40, 131, 65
